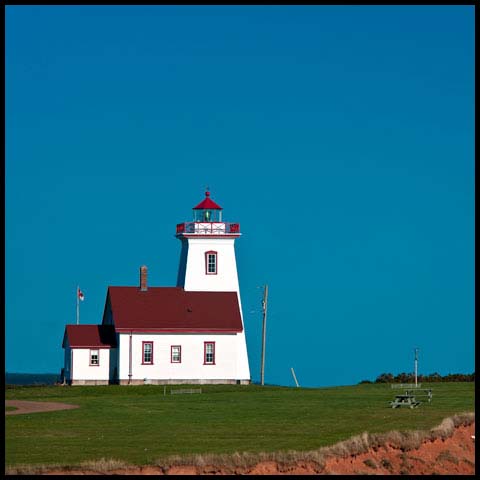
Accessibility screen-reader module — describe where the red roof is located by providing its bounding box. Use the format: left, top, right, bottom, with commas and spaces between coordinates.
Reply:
105, 287, 243, 332
193, 191, 223, 210
63, 325, 117, 348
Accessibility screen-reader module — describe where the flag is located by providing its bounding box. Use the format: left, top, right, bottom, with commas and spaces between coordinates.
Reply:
78, 288, 85, 301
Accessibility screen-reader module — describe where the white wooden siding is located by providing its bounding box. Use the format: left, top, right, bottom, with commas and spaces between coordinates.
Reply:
117, 333, 249, 381
70, 348, 110, 381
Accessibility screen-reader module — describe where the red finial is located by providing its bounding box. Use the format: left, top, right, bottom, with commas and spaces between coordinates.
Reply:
193, 188, 222, 210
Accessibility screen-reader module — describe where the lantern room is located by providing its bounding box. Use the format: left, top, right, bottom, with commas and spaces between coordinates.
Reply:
175, 191, 240, 236
192, 191, 223, 222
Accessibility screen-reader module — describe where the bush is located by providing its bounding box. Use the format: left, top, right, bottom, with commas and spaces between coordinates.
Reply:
361, 371, 475, 384
363, 458, 377, 469
375, 373, 394, 383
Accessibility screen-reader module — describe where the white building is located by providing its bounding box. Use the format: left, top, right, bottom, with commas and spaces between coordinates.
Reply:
62, 191, 251, 385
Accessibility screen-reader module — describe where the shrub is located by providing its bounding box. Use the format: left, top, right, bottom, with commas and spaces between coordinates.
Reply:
436, 451, 459, 465
375, 373, 394, 383
367, 371, 475, 383
363, 458, 377, 469
380, 458, 393, 471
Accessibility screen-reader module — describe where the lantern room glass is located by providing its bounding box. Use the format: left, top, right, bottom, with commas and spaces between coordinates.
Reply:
193, 209, 222, 222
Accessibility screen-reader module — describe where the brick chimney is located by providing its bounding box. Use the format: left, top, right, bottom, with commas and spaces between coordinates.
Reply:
140, 265, 148, 291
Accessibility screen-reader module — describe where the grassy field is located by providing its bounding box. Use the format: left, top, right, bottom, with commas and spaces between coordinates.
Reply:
5, 382, 474, 467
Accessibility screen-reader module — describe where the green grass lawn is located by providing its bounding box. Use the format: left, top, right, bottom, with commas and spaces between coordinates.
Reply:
5, 382, 474, 467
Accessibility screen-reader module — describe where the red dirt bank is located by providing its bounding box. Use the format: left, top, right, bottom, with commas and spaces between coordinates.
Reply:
34, 422, 475, 475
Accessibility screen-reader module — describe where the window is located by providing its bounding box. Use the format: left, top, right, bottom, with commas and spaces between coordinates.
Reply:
142, 342, 153, 364
90, 349, 99, 366
171, 345, 181, 363
204, 342, 215, 365
205, 251, 217, 275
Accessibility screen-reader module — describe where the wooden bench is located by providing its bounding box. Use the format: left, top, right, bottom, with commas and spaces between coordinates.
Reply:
170, 388, 202, 395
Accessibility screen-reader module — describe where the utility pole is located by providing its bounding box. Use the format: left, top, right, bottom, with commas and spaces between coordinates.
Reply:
414, 348, 419, 387
260, 284, 268, 386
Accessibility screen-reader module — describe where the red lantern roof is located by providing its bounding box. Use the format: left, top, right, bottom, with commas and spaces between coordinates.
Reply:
193, 191, 223, 210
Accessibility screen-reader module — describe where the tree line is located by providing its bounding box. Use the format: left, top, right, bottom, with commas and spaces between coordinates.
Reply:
359, 371, 475, 384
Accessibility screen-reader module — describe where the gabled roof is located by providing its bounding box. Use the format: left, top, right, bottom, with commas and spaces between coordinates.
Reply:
63, 325, 117, 348
193, 191, 223, 210
105, 287, 243, 333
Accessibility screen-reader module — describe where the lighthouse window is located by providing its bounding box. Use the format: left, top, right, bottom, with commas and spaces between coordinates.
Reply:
205, 251, 217, 275
204, 342, 215, 364
208, 254, 216, 273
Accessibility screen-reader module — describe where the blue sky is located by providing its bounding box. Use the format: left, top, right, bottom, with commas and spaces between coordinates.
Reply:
6, 5, 474, 387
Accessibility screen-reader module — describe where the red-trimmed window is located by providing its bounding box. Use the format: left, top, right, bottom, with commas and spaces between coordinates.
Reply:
171, 345, 181, 363
90, 349, 99, 366
205, 251, 217, 275
142, 342, 153, 364
204, 342, 215, 365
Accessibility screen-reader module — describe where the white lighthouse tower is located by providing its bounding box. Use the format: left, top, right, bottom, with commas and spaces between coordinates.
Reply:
176, 190, 250, 382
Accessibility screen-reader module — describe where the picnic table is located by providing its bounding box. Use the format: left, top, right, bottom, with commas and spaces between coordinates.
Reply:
405, 388, 432, 403
389, 394, 421, 409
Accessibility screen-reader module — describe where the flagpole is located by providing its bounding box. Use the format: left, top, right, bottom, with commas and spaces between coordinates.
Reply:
76, 285, 79, 325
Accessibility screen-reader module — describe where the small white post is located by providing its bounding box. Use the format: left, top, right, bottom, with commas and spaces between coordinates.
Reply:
414, 348, 419, 387
291, 367, 300, 387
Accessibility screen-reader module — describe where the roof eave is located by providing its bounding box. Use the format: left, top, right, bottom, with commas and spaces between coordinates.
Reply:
115, 328, 243, 333
70, 345, 114, 349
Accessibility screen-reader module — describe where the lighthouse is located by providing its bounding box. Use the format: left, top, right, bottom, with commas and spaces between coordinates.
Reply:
176, 191, 241, 292
62, 190, 251, 385
176, 190, 250, 381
